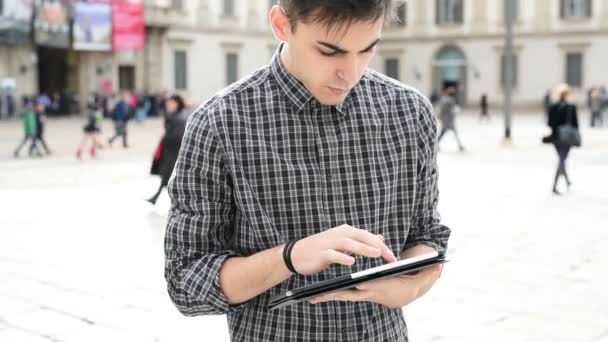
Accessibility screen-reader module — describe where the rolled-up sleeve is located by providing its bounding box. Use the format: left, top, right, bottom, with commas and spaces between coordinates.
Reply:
164, 106, 240, 316
404, 94, 451, 254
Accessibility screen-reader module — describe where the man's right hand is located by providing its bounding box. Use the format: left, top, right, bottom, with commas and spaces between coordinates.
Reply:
288, 225, 398, 276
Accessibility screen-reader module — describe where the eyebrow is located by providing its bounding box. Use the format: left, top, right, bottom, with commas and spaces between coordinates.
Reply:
317, 38, 381, 54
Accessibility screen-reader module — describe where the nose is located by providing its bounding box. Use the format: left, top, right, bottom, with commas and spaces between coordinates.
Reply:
337, 54, 360, 86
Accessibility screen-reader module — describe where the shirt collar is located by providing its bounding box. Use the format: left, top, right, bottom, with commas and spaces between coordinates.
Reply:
270, 43, 352, 117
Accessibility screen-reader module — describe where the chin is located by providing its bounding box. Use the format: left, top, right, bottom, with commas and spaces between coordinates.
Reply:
315, 94, 347, 106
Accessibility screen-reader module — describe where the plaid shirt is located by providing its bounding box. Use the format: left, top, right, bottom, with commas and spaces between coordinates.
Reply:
165, 45, 451, 341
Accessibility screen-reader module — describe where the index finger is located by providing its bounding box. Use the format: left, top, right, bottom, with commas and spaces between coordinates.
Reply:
349, 229, 397, 262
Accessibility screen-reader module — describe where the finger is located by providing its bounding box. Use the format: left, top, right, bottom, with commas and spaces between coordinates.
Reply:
345, 228, 397, 262
336, 238, 381, 258
421, 263, 443, 277
310, 289, 370, 304
373, 234, 398, 262
329, 289, 372, 302
381, 248, 398, 263
348, 228, 391, 252
324, 249, 355, 266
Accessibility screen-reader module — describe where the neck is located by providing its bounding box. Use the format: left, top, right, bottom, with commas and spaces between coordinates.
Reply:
279, 44, 297, 79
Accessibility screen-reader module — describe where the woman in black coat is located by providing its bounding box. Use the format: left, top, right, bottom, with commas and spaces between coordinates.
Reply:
545, 84, 580, 195
147, 95, 188, 204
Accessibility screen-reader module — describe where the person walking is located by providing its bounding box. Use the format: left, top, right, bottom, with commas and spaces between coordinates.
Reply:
146, 94, 188, 204
437, 86, 465, 152
31, 101, 52, 156
76, 98, 104, 160
480, 93, 490, 122
13, 100, 41, 157
590, 86, 603, 128
108, 92, 130, 148
544, 84, 581, 195
134, 94, 149, 123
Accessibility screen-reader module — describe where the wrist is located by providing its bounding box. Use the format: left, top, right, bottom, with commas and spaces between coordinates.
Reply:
282, 240, 300, 275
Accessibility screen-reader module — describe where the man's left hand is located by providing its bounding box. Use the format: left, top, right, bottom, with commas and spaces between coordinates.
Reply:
309, 264, 442, 309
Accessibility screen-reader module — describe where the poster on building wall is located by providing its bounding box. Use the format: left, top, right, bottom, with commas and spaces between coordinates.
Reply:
33, 0, 70, 48
0, 0, 33, 45
112, 0, 145, 51
73, 1, 112, 51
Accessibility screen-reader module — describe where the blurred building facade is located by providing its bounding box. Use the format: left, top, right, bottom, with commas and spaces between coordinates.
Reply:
145, 0, 280, 106
378, 0, 608, 108
150, 0, 608, 109
1, 0, 607, 112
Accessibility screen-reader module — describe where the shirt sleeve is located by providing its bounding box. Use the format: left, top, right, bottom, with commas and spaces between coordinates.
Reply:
164, 105, 242, 316
403, 93, 451, 254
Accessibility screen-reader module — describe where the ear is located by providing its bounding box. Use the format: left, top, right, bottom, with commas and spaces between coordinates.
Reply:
270, 5, 291, 42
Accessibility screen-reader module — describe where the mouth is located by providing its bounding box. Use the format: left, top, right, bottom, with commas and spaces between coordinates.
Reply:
327, 86, 348, 96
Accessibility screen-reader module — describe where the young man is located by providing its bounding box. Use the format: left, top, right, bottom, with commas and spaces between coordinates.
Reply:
165, 1, 451, 341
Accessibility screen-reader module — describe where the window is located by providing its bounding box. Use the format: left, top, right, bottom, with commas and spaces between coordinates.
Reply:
385, 58, 400, 81
561, 0, 592, 19
118, 65, 135, 91
565, 52, 583, 87
174, 50, 187, 90
436, 0, 464, 25
226, 53, 239, 85
500, 53, 518, 89
223, 0, 235, 16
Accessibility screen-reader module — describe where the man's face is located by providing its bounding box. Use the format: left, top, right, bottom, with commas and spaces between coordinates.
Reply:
282, 17, 384, 106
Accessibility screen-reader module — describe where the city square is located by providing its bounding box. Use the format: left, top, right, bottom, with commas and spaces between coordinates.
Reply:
1, 112, 607, 342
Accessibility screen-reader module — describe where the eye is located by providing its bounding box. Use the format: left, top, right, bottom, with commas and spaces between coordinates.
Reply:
319, 49, 338, 57
361, 46, 377, 54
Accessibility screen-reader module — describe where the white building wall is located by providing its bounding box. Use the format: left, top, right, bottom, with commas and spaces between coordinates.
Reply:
149, 0, 608, 109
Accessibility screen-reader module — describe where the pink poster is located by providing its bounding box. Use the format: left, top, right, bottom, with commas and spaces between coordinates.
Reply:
111, 0, 145, 50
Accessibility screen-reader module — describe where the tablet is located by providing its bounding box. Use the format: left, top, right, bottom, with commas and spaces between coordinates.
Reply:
268, 251, 448, 310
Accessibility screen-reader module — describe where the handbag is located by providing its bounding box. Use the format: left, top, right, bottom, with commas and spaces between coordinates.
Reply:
557, 105, 581, 147
150, 137, 165, 176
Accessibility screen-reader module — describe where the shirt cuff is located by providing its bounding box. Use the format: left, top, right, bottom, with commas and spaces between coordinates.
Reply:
183, 251, 248, 314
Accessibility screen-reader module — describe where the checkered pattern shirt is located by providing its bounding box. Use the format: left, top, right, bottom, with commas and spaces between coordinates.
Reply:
165, 46, 451, 341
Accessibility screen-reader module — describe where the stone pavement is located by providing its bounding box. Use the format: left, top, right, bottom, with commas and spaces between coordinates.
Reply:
0, 111, 607, 342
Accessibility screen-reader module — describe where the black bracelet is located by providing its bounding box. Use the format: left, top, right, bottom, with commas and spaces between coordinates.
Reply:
283, 240, 299, 275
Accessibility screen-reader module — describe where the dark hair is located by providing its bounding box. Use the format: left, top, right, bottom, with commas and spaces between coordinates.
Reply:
279, 0, 402, 33
168, 94, 185, 113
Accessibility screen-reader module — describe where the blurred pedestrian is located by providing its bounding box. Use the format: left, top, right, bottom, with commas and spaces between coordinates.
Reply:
1, 80, 16, 119
37, 93, 51, 110
601, 86, 608, 126
76, 98, 103, 160
543, 89, 552, 122
31, 101, 52, 155
437, 86, 465, 152
480, 93, 490, 122
147, 94, 188, 205
543, 84, 581, 195
13, 100, 41, 157
108, 92, 130, 148
50, 92, 61, 115
590, 86, 603, 128
134, 94, 149, 122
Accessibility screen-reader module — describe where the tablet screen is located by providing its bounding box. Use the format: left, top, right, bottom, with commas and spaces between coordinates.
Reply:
351, 251, 439, 279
